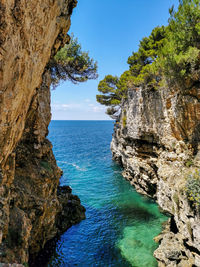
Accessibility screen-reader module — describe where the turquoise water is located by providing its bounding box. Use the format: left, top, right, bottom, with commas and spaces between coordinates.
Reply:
47, 120, 167, 267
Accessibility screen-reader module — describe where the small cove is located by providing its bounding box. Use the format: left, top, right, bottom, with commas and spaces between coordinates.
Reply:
47, 120, 167, 266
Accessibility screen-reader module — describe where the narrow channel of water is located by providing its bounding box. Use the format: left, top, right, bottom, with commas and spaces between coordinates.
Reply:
47, 120, 167, 266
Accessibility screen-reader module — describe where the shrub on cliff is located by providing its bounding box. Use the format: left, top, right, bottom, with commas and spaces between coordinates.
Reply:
49, 34, 98, 89
186, 169, 200, 210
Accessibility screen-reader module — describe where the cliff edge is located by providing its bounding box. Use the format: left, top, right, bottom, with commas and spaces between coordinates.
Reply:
111, 83, 200, 266
0, 0, 85, 264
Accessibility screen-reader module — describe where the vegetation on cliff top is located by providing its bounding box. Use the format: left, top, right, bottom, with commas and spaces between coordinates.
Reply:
97, 0, 200, 118
49, 34, 98, 89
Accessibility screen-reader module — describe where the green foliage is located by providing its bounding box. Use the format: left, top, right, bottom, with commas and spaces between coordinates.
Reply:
49, 34, 98, 88
157, 0, 200, 86
186, 169, 200, 209
96, 74, 127, 118
96, 27, 166, 117
185, 160, 194, 167
40, 160, 52, 173
96, 75, 120, 106
127, 26, 166, 87
96, 0, 200, 118
106, 106, 120, 117
122, 115, 127, 128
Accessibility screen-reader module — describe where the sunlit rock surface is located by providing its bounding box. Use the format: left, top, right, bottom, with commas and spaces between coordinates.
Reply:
0, 0, 85, 264
111, 84, 200, 266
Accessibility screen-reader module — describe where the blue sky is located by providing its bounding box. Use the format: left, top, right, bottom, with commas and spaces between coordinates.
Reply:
51, 0, 179, 120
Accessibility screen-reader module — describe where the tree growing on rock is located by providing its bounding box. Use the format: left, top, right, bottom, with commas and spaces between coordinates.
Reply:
97, 0, 200, 119
49, 34, 98, 89
96, 26, 166, 118
157, 0, 200, 87
96, 74, 131, 119
127, 26, 166, 87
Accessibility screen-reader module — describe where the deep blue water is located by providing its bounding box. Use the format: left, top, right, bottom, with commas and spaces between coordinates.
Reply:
47, 120, 167, 267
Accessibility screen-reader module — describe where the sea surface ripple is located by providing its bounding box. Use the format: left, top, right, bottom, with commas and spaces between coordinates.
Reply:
47, 120, 167, 267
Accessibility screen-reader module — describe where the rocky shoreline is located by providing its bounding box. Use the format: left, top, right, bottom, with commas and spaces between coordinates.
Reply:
111, 84, 200, 266
0, 0, 85, 264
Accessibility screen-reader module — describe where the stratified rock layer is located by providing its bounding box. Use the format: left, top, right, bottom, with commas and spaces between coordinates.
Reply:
111, 83, 200, 266
0, 0, 85, 264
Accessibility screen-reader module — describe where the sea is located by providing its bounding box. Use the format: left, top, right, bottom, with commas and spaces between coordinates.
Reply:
46, 120, 167, 267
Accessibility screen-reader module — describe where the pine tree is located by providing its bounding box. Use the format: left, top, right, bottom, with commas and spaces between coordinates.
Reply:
49, 34, 98, 89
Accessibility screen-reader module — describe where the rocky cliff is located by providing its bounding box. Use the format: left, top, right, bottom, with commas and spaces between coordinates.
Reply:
0, 0, 85, 265
111, 83, 200, 266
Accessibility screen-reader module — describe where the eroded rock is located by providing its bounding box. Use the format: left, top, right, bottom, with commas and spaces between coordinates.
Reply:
0, 0, 85, 264
111, 84, 200, 266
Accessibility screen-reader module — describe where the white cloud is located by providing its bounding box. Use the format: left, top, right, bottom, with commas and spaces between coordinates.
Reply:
84, 99, 91, 103
52, 103, 81, 111
51, 101, 107, 119
88, 103, 106, 113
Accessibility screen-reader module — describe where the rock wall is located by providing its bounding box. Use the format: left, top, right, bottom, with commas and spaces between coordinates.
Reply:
0, 0, 85, 264
111, 83, 200, 266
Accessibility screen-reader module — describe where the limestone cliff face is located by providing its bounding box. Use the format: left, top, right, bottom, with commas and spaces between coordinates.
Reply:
111, 83, 200, 266
0, 0, 85, 264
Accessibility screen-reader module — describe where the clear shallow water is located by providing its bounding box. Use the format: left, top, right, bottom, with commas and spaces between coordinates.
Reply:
47, 120, 167, 267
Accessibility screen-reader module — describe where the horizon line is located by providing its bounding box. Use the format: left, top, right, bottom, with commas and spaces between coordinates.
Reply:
51, 119, 115, 121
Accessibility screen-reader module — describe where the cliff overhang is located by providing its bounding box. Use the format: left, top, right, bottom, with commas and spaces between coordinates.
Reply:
0, 0, 85, 264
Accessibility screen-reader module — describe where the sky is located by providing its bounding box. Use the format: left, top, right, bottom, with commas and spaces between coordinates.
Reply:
51, 0, 179, 120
